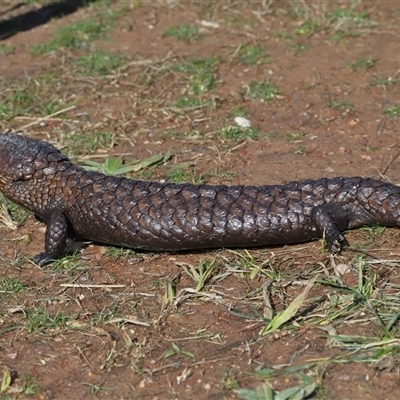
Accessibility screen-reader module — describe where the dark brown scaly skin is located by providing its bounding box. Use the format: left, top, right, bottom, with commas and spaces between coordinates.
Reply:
1, 133, 400, 266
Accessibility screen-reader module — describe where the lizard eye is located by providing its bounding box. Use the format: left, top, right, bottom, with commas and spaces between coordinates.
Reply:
21, 165, 35, 180
43, 167, 57, 175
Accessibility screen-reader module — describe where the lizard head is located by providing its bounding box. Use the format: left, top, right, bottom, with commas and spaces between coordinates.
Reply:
0, 133, 69, 186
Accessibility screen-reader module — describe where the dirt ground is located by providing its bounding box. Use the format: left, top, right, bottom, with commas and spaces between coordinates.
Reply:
0, 1, 400, 399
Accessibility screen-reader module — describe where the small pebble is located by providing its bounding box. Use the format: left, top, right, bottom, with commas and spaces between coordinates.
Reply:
336, 263, 351, 275
234, 116, 251, 128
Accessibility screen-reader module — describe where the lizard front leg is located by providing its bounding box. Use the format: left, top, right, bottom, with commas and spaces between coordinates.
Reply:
34, 210, 69, 266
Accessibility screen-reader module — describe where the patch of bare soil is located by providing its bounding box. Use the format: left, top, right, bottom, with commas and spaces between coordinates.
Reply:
1, 1, 400, 399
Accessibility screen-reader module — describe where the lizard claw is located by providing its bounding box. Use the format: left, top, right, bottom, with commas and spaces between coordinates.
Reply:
326, 232, 347, 253
33, 252, 53, 267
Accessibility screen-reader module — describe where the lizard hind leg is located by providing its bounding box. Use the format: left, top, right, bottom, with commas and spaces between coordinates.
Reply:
311, 205, 350, 253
